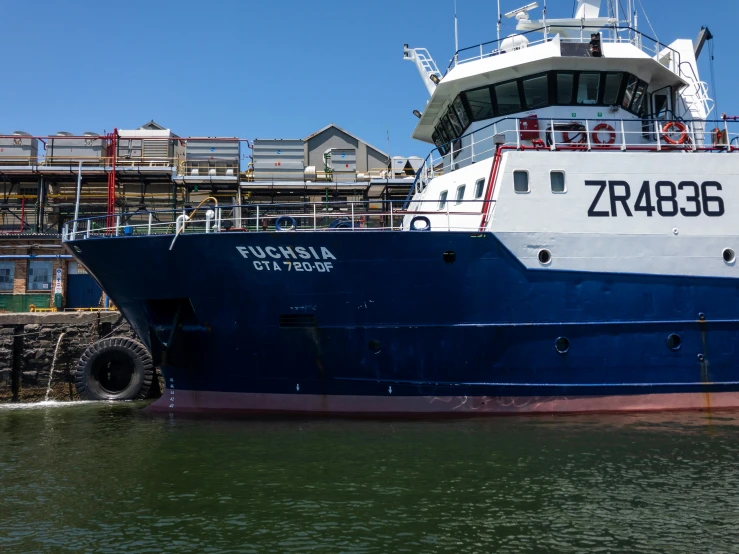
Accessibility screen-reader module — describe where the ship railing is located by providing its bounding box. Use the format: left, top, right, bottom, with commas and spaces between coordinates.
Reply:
61, 199, 496, 241
402, 115, 739, 208
447, 25, 681, 73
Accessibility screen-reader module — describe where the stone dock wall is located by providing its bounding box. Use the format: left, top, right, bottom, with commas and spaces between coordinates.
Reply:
0, 312, 141, 402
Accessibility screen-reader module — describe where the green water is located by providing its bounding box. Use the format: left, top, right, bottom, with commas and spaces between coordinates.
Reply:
1, 403, 738, 553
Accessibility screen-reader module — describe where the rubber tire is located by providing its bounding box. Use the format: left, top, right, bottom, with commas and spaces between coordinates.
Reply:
75, 337, 154, 401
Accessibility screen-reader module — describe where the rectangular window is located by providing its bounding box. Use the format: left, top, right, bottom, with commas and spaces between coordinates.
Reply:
550, 171, 566, 193
557, 73, 574, 104
513, 171, 529, 193
28, 261, 52, 291
602, 73, 623, 105
631, 81, 647, 115
474, 178, 485, 199
522, 74, 549, 109
0, 262, 14, 291
455, 185, 466, 205
440, 115, 456, 140
495, 81, 522, 116
446, 107, 464, 137
432, 131, 449, 155
439, 190, 448, 209
622, 75, 638, 109
464, 87, 494, 121
453, 96, 470, 129
576, 73, 600, 105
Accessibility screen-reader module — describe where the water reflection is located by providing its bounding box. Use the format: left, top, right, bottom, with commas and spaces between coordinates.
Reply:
1, 405, 738, 553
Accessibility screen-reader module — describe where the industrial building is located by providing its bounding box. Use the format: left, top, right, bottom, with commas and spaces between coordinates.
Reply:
0, 121, 418, 311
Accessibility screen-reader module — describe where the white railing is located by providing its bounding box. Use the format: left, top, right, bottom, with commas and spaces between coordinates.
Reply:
61, 199, 498, 241
446, 25, 679, 73
406, 116, 739, 201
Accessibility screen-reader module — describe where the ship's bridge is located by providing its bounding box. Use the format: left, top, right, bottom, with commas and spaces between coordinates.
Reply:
411, 31, 688, 148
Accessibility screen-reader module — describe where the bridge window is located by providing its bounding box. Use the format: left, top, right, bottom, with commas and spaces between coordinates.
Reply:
0, 262, 14, 291
550, 171, 566, 193
556, 73, 575, 104
631, 81, 648, 115
622, 75, 638, 110
475, 178, 485, 199
523, 74, 549, 110
453, 96, 470, 128
446, 108, 464, 137
455, 185, 466, 205
576, 73, 600, 105
465, 87, 494, 121
495, 80, 522, 116
603, 73, 623, 105
513, 171, 529, 193
439, 190, 448, 209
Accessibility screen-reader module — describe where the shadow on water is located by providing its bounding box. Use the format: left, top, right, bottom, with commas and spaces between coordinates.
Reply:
1, 403, 739, 553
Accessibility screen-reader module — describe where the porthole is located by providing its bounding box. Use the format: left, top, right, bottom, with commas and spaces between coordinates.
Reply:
538, 249, 552, 265
368, 339, 382, 354
722, 248, 735, 264
555, 337, 570, 354
443, 251, 457, 264
666, 333, 682, 351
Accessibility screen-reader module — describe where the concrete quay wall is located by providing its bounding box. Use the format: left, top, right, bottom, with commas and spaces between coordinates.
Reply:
0, 312, 138, 402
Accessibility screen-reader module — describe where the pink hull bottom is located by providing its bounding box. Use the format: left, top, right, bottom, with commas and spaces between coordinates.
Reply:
146, 390, 739, 416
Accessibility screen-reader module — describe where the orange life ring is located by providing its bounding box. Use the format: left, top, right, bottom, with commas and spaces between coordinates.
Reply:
662, 121, 688, 145
592, 123, 616, 146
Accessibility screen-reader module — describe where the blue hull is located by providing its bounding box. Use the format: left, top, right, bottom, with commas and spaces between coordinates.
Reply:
65, 231, 739, 413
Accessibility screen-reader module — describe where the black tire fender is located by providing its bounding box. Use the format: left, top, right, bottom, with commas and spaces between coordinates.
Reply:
75, 337, 154, 401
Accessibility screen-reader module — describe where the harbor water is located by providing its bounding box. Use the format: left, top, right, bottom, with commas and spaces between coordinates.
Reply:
1, 403, 739, 553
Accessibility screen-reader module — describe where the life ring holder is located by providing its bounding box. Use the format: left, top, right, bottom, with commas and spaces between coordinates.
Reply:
410, 216, 431, 231
275, 215, 297, 231
592, 123, 616, 146
662, 121, 689, 145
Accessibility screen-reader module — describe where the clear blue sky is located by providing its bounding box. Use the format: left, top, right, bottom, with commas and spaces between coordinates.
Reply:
1, 0, 736, 158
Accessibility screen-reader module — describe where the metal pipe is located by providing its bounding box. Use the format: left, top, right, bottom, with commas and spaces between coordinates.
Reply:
0, 255, 72, 259
72, 161, 82, 238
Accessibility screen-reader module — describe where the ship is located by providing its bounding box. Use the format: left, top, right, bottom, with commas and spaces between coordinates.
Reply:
64, 0, 739, 414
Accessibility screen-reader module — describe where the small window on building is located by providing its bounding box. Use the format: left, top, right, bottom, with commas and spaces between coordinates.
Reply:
522, 74, 549, 109
622, 75, 638, 109
550, 171, 566, 193
439, 190, 448, 209
474, 178, 485, 199
28, 261, 52, 291
557, 73, 575, 104
576, 73, 600, 105
464, 87, 494, 121
602, 72, 623, 105
455, 185, 466, 205
513, 171, 529, 193
495, 81, 522, 116
453, 95, 470, 129
0, 262, 14, 292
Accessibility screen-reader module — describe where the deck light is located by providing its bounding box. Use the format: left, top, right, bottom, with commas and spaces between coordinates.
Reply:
413, 110, 423, 118
429, 74, 441, 85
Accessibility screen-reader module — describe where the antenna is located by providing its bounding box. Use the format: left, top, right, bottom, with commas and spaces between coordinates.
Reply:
497, 0, 502, 45
454, 0, 459, 54
504, 2, 538, 19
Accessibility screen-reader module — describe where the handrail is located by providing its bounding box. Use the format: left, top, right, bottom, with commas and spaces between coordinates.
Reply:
445, 25, 682, 74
